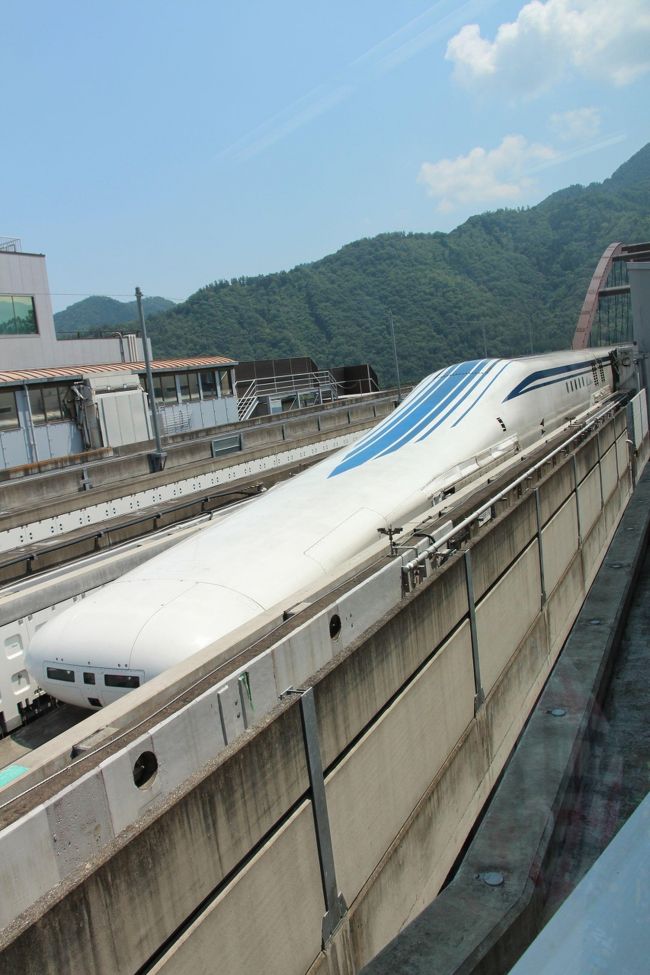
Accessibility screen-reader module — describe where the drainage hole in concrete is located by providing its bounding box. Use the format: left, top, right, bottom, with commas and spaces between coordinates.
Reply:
329, 614, 342, 640
133, 751, 158, 789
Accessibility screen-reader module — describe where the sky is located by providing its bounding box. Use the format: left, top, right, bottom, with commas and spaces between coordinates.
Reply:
3, 0, 649, 312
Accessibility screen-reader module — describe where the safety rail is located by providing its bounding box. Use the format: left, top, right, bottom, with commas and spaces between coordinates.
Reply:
0, 236, 21, 252
237, 370, 341, 420
237, 380, 260, 421
401, 397, 625, 586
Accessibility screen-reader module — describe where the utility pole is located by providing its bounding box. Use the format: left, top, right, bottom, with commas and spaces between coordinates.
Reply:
135, 286, 166, 472
389, 310, 402, 403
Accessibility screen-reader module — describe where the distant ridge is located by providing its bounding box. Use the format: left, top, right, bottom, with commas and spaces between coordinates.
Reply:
54, 295, 175, 334
76, 145, 650, 385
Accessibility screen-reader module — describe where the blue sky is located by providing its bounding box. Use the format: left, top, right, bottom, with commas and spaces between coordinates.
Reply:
3, 0, 649, 311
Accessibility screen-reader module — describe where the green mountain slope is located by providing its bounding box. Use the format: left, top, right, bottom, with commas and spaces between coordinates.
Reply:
54, 295, 174, 334
146, 143, 650, 384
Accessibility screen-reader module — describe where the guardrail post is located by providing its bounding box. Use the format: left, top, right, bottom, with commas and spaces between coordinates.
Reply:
293, 687, 347, 945
534, 488, 547, 606
463, 551, 485, 712
572, 455, 582, 545
596, 430, 604, 508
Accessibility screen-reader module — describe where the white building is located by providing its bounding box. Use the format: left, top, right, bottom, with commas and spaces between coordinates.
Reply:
0, 239, 238, 470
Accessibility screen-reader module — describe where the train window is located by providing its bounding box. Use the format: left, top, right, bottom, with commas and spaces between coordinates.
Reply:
46, 667, 75, 682
83, 672, 96, 685
104, 674, 140, 688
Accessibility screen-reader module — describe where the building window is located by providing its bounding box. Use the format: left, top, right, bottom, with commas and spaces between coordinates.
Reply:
219, 368, 233, 396
178, 371, 200, 402
161, 374, 179, 404
28, 384, 74, 424
199, 370, 217, 399
150, 374, 178, 404
0, 295, 38, 335
0, 390, 19, 430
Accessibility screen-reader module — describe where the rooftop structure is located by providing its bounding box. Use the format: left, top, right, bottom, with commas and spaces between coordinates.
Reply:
0, 242, 240, 468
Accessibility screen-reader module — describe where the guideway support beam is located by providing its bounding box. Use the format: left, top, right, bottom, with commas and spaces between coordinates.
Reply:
287, 686, 347, 946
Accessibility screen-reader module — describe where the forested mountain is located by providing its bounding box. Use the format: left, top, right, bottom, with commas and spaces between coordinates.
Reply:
152, 144, 649, 384
54, 295, 174, 334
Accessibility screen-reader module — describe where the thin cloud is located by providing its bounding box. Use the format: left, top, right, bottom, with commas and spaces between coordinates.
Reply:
418, 131, 629, 211
218, 0, 499, 162
549, 107, 601, 143
418, 135, 557, 211
446, 0, 650, 97
223, 84, 355, 162
528, 133, 627, 172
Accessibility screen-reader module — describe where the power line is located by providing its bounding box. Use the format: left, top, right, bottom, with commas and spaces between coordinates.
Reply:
27, 291, 188, 301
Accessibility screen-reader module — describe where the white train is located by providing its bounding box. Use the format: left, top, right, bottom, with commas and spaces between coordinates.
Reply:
26, 347, 633, 709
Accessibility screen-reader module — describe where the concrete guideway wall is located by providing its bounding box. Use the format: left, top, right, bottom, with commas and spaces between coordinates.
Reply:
0, 431, 360, 553
363, 443, 650, 975
0, 397, 395, 550
0, 407, 643, 975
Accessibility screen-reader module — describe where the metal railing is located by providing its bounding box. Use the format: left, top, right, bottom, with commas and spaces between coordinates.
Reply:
401, 397, 624, 585
237, 370, 341, 420
0, 237, 21, 253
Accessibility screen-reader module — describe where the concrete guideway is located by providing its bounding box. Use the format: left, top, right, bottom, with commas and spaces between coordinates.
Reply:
0, 394, 394, 733
0, 393, 395, 556
363, 452, 650, 975
0, 398, 645, 975
0, 397, 628, 791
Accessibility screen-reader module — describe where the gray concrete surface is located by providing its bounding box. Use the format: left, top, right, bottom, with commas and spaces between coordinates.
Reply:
0, 410, 639, 975
362, 462, 650, 975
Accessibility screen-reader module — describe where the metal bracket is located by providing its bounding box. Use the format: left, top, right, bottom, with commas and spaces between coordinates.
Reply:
378, 525, 403, 556
596, 430, 604, 508
572, 455, 582, 545
285, 686, 347, 945
463, 551, 485, 712
534, 488, 547, 606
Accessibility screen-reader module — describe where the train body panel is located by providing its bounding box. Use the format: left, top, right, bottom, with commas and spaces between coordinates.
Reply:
26, 348, 623, 708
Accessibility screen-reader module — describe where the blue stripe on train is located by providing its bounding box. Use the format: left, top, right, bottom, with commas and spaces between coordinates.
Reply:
504, 357, 606, 401
329, 359, 493, 476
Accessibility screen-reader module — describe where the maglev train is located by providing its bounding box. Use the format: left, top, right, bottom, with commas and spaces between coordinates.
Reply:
26, 347, 633, 709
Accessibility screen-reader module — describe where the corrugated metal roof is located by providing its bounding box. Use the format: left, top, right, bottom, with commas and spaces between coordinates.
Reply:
0, 355, 237, 385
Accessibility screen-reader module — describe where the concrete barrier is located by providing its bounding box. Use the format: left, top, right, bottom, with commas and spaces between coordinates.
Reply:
363, 455, 650, 975
0, 409, 643, 975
